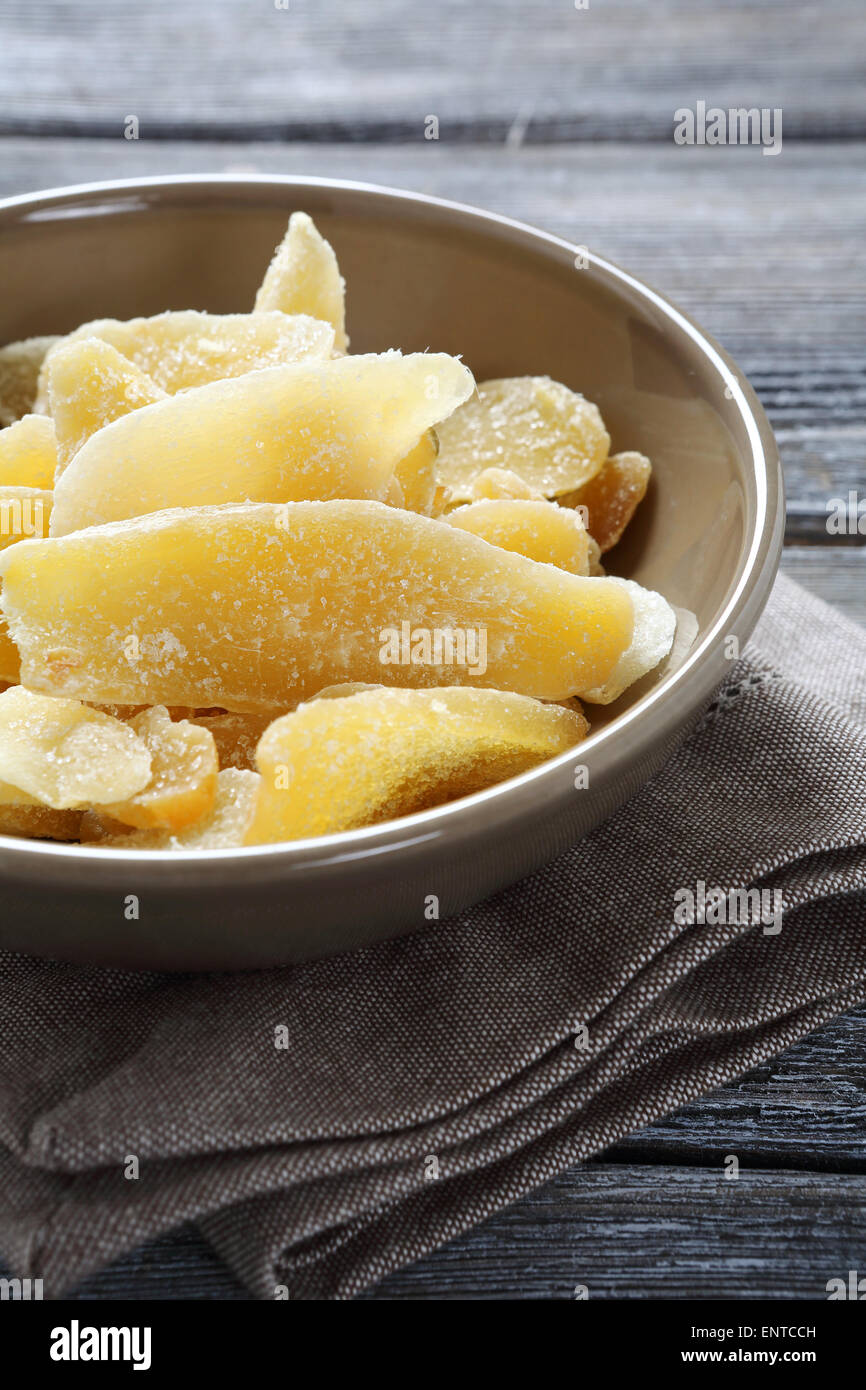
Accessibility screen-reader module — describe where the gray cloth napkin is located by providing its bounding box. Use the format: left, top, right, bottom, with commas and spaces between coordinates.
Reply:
0, 572, 864, 1299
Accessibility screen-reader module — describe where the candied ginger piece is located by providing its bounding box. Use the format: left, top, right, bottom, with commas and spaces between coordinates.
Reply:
308, 682, 384, 701
91, 769, 260, 849
254, 212, 348, 353
436, 376, 609, 503
100, 705, 218, 830
36, 309, 334, 405
394, 430, 439, 515
190, 711, 275, 771
1, 500, 633, 710
0, 414, 57, 489
0, 622, 19, 684
50, 352, 475, 535
0, 687, 151, 809
0, 337, 58, 426
0, 488, 51, 550
579, 578, 676, 704
247, 687, 589, 843
0, 481, 51, 680
559, 450, 652, 552
447, 498, 591, 575
46, 337, 166, 475
467, 467, 543, 502
587, 536, 604, 576
0, 803, 82, 841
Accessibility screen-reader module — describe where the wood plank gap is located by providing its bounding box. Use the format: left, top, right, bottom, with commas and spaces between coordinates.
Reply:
2, 116, 866, 146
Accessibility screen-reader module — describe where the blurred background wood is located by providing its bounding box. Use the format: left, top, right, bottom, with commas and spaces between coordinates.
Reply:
0, 0, 863, 1300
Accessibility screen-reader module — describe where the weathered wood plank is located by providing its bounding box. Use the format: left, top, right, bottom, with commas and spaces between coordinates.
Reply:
0, 0, 863, 137
0, 139, 864, 448
612, 1006, 866, 1168
779, 549, 866, 622
780, 432, 866, 542
28, 1164, 864, 1300
64, 1226, 251, 1301
364, 1166, 866, 1299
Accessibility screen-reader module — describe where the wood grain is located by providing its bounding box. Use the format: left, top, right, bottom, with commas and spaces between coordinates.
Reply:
54, 1162, 866, 1301
1, 0, 864, 138
611, 1005, 866, 1169
780, 550, 866, 621
365, 1166, 866, 1299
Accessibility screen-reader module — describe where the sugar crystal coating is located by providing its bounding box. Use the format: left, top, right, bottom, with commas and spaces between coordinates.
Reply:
101, 705, 218, 830
35, 309, 334, 404
0, 414, 57, 489
467, 466, 543, 501
0, 211, 666, 850
89, 769, 260, 849
0, 337, 58, 426
1, 500, 634, 711
247, 686, 590, 842
580, 578, 676, 704
447, 498, 591, 574
436, 376, 609, 502
47, 337, 166, 474
254, 212, 348, 352
0, 687, 151, 809
559, 451, 652, 552
50, 352, 475, 534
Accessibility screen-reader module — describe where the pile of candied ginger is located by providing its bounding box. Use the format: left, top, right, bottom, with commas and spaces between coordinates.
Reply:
0, 213, 675, 849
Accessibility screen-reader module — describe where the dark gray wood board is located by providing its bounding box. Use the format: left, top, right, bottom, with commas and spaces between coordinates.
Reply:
0, 0, 863, 137
55, 1162, 866, 1302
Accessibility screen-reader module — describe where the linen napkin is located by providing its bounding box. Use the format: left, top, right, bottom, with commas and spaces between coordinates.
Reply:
0, 571, 864, 1300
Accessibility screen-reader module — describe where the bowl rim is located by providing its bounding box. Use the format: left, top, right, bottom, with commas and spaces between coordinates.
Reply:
0, 173, 784, 875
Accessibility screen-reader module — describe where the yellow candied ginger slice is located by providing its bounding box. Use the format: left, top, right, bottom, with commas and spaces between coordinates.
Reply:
100, 705, 218, 830
0, 479, 51, 680
0, 621, 19, 684
467, 467, 543, 501
247, 687, 589, 843
254, 212, 348, 352
447, 498, 591, 575
36, 309, 335, 405
436, 376, 609, 503
49, 352, 475, 535
0, 803, 83, 841
189, 711, 275, 772
88, 769, 260, 849
393, 430, 439, 515
559, 451, 652, 552
0, 488, 51, 550
0, 687, 151, 809
0, 337, 58, 426
1, 500, 634, 711
307, 683, 383, 701
0, 414, 57, 489
580, 578, 676, 704
46, 337, 166, 475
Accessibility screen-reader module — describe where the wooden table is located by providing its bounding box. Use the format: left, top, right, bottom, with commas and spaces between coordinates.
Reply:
0, 0, 863, 1299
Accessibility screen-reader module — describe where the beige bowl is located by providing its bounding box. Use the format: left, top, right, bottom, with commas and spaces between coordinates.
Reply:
0, 176, 783, 969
